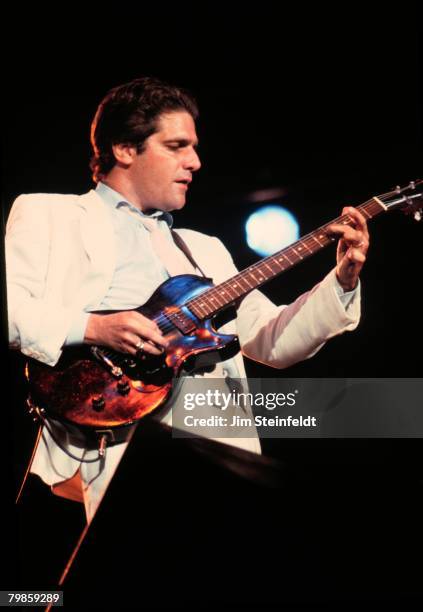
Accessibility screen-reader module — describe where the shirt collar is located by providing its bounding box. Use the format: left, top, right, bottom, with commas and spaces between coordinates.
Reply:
95, 181, 173, 228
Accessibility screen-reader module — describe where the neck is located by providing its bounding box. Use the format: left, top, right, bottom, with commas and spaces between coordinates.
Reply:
102, 172, 147, 212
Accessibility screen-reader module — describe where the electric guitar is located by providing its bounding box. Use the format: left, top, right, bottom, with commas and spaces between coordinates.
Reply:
26, 180, 423, 439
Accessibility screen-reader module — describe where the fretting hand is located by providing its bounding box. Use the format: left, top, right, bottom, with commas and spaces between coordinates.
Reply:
327, 206, 370, 291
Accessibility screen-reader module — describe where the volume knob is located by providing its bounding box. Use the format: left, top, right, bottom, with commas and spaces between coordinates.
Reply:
117, 379, 131, 395
91, 395, 105, 411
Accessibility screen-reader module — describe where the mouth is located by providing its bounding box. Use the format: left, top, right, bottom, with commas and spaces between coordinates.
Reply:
175, 181, 190, 192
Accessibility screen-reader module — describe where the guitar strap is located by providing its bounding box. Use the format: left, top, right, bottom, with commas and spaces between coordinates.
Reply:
171, 229, 207, 278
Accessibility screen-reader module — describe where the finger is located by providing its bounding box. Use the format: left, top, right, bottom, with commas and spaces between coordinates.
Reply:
120, 336, 141, 356
132, 312, 163, 334
126, 333, 164, 356
347, 248, 366, 263
351, 230, 365, 248
139, 327, 169, 348
125, 316, 167, 347
140, 341, 164, 356
328, 224, 365, 246
343, 207, 369, 238
124, 343, 163, 357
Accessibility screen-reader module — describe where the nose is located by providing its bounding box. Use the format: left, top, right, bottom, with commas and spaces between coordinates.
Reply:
184, 147, 201, 172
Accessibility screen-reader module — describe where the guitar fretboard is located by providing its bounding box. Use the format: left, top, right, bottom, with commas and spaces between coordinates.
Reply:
187, 197, 385, 319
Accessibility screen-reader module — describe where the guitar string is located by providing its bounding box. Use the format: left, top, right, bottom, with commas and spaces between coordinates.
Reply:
146, 187, 420, 335
149, 215, 367, 335
187, 198, 380, 316
153, 198, 380, 333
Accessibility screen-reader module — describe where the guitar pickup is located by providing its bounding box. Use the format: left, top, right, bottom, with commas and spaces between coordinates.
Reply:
163, 307, 196, 334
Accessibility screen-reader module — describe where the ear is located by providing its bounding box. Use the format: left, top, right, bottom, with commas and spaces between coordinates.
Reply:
112, 144, 138, 166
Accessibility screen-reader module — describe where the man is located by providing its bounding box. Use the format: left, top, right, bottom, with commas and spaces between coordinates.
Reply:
6, 76, 369, 522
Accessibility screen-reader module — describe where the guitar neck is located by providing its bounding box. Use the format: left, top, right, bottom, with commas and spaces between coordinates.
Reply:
187, 196, 387, 319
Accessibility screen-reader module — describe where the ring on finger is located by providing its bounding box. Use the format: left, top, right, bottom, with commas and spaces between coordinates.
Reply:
135, 339, 145, 352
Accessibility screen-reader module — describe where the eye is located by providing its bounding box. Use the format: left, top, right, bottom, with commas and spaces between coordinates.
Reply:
167, 142, 183, 150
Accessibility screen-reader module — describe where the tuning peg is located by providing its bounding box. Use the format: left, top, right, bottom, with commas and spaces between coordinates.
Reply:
413, 210, 422, 222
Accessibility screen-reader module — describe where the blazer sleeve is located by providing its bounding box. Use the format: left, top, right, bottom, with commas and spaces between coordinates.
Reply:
5, 195, 77, 365
208, 236, 361, 369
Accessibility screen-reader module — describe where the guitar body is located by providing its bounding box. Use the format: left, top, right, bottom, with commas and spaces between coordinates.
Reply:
27, 274, 239, 433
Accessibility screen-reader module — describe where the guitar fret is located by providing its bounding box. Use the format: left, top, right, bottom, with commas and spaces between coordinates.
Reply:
194, 301, 210, 317
199, 297, 214, 314
215, 292, 227, 307
208, 291, 225, 308
228, 281, 243, 297
192, 290, 225, 315
272, 255, 285, 270
300, 240, 314, 254
291, 247, 303, 260
254, 265, 269, 282
217, 279, 244, 305
312, 234, 325, 247
270, 259, 283, 272
298, 240, 310, 251
232, 275, 251, 293
248, 270, 260, 284
240, 273, 254, 289
217, 286, 237, 303
221, 283, 239, 300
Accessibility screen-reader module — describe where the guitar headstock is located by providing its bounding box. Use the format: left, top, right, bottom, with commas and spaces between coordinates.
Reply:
378, 179, 423, 221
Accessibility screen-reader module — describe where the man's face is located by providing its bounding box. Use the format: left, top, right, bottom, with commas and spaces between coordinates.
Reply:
127, 111, 201, 213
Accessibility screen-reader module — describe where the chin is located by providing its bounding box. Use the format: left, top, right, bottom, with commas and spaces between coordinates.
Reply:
169, 198, 186, 211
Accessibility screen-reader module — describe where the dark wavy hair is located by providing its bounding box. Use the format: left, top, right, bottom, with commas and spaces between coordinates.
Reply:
90, 76, 199, 182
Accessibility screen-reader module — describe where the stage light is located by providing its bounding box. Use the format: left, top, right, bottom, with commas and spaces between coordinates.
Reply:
245, 205, 300, 257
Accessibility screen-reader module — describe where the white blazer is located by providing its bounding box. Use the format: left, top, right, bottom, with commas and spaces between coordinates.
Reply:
6, 190, 361, 514
6, 189, 360, 373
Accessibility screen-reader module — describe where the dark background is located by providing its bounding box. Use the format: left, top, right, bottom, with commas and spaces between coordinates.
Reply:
2, 5, 422, 609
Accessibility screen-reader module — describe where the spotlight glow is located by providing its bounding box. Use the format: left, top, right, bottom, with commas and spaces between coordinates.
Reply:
245, 205, 300, 257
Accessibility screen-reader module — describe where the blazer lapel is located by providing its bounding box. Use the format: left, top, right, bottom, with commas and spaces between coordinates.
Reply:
76, 190, 117, 308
